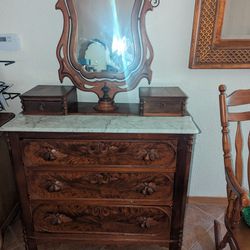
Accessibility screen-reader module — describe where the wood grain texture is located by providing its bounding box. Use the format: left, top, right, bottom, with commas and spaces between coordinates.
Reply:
27, 171, 174, 202
139, 87, 187, 117
235, 122, 243, 185
8, 131, 195, 250
215, 85, 250, 250
22, 139, 177, 168
32, 202, 171, 236
20, 85, 77, 115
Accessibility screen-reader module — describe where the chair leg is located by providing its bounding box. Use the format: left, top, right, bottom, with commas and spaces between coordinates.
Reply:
214, 219, 232, 250
228, 237, 238, 250
214, 219, 222, 249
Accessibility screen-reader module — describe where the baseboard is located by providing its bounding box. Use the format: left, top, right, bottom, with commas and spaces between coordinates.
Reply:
188, 196, 227, 205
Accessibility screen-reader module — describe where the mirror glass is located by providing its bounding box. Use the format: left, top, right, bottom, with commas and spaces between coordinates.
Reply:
56, 0, 158, 110
222, 0, 250, 39
75, 0, 135, 74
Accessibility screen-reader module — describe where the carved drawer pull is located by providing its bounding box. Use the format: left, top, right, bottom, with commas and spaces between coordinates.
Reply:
89, 174, 109, 184
87, 143, 108, 155
89, 173, 119, 184
138, 217, 155, 229
46, 180, 63, 192
49, 213, 72, 225
137, 182, 157, 196
42, 149, 57, 161
137, 149, 159, 162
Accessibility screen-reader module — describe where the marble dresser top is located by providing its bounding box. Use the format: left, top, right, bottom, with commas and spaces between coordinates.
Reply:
0, 113, 199, 134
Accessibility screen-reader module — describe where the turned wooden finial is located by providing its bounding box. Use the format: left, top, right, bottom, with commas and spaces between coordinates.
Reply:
219, 84, 226, 93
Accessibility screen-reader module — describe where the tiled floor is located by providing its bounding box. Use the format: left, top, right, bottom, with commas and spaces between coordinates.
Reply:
2, 202, 230, 250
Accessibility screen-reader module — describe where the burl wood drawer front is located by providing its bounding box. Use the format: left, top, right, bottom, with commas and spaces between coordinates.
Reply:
22, 139, 177, 168
27, 171, 174, 202
32, 203, 171, 238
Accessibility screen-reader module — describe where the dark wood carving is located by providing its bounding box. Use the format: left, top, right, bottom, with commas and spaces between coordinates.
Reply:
22, 139, 177, 168
46, 180, 63, 193
8, 131, 195, 250
32, 203, 171, 237
27, 171, 174, 202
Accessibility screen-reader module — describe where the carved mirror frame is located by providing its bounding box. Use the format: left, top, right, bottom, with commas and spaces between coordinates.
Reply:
189, 0, 250, 69
56, 0, 159, 111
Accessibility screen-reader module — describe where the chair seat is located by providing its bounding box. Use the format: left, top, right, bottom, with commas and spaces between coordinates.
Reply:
230, 219, 250, 249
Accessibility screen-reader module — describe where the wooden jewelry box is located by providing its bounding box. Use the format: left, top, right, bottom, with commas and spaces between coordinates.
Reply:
139, 87, 188, 116
20, 85, 77, 115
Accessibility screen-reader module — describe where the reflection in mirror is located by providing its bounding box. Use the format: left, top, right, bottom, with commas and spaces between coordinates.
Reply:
76, 0, 135, 73
222, 0, 250, 39
56, 0, 159, 112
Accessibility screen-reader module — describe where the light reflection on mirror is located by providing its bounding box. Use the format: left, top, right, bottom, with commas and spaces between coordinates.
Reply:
222, 0, 250, 39
75, 0, 135, 73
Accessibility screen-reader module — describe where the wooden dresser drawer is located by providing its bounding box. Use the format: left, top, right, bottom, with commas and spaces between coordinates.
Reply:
21, 139, 177, 168
32, 202, 171, 239
27, 171, 174, 202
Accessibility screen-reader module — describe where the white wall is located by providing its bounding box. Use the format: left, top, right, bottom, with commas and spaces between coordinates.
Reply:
1, 0, 250, 197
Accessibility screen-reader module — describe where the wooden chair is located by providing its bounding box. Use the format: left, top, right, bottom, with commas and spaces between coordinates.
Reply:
214, 85, 250, 249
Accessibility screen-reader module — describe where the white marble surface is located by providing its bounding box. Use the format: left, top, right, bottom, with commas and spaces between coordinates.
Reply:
0, 113, 199, 134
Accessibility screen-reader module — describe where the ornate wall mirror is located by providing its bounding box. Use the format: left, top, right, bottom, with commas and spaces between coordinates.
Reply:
56, 0, 159, 112
189, 0, 250, 69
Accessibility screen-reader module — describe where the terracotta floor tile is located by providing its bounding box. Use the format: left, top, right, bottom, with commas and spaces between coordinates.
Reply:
193, 203, 226, 220
182, 204, 215, 249
218, 213, 225, 224
190, 226, 230, 250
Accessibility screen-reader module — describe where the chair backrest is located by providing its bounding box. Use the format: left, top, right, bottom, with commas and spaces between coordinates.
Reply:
219, 85, 250, 228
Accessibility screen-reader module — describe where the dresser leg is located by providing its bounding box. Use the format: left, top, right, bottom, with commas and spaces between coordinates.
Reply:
23, 228, 37, 250
25, 239, 37, 250
169, 241, 182, 250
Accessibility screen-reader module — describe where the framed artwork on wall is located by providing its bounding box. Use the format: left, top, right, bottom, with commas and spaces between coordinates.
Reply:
189, 0, 250, 69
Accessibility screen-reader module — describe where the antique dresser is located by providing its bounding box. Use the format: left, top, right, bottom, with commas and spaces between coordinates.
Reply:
1, 114, 199, 250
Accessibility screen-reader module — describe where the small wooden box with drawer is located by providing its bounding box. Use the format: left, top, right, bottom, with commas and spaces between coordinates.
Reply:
139, 87, 187, 116
20, 85, 77, 115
